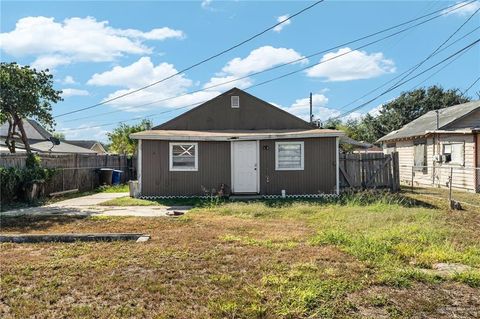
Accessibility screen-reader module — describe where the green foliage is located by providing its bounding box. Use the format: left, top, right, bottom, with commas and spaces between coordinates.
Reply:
327, 86, 470, 143
52, 132, 65, 140
0, 62, 62, 153
0, 156, 55, 204
107, 119, 152, 155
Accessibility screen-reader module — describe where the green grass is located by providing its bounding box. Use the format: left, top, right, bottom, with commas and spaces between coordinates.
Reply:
1, 191, 479, 318
98, 196, 205, 207
97, 184, 129, 193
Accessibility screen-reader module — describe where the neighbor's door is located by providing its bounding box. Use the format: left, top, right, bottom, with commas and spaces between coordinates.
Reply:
232, 141, 258, 193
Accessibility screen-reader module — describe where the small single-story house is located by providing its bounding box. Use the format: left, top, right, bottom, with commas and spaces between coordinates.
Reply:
65, 140, 108, 154
131, 88, 344, 197
378, 100, 480, 193
0, 119, 96, 154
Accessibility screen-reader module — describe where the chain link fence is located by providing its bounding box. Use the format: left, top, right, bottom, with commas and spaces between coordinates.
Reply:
404, 165, 480, 209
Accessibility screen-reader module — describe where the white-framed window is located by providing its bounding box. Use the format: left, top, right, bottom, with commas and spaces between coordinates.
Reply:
413, 140, 427, 173
275, 141, 304, 171
169, 143, 198, 171
231, 96, 240, 108
443, 142, 464, 166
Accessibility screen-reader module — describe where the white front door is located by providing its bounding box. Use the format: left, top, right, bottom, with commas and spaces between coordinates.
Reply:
232, 141, 258, 193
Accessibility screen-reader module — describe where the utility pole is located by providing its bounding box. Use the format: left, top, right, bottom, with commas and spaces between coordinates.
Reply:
309, 92, 313, 124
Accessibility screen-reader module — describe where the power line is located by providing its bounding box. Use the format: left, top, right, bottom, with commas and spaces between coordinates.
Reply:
54, 0, 325, 118
332, 39, 480, 120
56, 2, 478, 132
385, 6, 479, 93
335, 25, 480, 112
57, 0, 475, 121
462, 75, 480, 95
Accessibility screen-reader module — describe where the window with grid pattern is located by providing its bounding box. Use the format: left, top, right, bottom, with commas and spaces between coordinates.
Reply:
275, 142, 304, 170
169, 143, 198, 171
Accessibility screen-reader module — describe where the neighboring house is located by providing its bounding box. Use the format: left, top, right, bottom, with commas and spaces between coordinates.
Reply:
65, 140, 107, 154
131, 88, 344, 197
340, 136, 383, 153
0, 119, 96, 154
378, 100, 480, 193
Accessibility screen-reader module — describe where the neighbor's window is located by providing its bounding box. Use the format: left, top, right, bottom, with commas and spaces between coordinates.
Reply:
413, 141, 427, 173
443, 143, 464, 166
169, 143, 198, 171
275, 141, 304, 170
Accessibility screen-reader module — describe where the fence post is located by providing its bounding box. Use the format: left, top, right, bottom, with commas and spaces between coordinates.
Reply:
448, 167, 453, 209
411, 166, 414, 193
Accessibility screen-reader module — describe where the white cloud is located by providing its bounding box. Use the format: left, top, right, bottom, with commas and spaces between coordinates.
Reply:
62, 88, 89, 97
273, 15, 291, 32
442, 1, 480, 16
62, 75, 77, 85
87, 57, 219, 111
280, 92, 331, 121
306, 47, 396, 81
222, 46, 306, 77
201, 0, 213, 9
0, 16, 184, 70
203, 46, 306, 91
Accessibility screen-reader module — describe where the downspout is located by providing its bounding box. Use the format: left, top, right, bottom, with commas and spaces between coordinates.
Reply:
138, 139, 142, 196
336, 136, 340, 195
475, 132, 479, 193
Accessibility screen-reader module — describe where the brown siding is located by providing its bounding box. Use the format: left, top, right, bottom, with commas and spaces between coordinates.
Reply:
141, 140, 231, 196
259, 138, 337, 195
155, 88, 312, 131
141, 137, 338, 196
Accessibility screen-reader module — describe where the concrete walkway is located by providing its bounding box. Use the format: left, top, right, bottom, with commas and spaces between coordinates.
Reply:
1, 192, 191, 217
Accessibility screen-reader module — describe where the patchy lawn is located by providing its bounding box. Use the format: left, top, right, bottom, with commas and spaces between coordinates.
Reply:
1, 194, 479, 318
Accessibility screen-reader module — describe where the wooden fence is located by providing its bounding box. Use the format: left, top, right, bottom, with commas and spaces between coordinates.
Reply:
339, 152, 399, 191
1, 153, 136, 195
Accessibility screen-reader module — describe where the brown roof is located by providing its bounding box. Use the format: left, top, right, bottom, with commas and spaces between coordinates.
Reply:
131, 129, 344, 140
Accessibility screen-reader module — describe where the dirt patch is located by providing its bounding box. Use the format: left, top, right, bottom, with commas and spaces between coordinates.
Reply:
347, 282, 480, 318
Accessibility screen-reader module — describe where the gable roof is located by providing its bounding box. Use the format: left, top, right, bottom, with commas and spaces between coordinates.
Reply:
65, 140, 105, 150
378, 100, 480, 142
154, 87, 313, 131
0, 138, 96, 154
26, 119, 53, 140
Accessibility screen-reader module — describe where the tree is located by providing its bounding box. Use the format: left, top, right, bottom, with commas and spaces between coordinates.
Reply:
107, 119, 152, 155
327, 86, 470, 144
52, 132, 65, 140
0, 62, 63, 153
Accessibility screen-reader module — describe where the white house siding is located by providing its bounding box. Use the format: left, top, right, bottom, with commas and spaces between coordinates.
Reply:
393, 134, 478, 192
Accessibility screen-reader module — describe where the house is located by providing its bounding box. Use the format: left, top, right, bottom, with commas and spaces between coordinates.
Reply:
130, 88, 344, 197
0, 119, 96, 154
340, 136, 383, 154
378, 100, 480, 193
65, 140, 108, 154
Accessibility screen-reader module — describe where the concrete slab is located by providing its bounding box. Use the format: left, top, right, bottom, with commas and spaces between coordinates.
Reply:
0, 193, 191, 218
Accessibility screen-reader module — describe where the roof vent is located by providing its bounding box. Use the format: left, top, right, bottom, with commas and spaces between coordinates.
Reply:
231, 96, 240, 108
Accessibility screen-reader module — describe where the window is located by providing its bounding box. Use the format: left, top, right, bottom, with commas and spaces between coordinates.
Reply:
275, 141, 304, 170
231, 96, 240, 108
169, 143, 198, 171
443, 143, 464, 165
413, 141, 427, 173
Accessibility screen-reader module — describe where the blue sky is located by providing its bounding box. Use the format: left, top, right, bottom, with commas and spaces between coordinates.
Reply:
2, 0, 479, 142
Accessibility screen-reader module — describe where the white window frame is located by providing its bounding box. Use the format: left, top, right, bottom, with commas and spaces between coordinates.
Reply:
442, 142, 465, 166
169, 142, 198, 171
275, 141, 304, 171
231, 95, 240, 108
